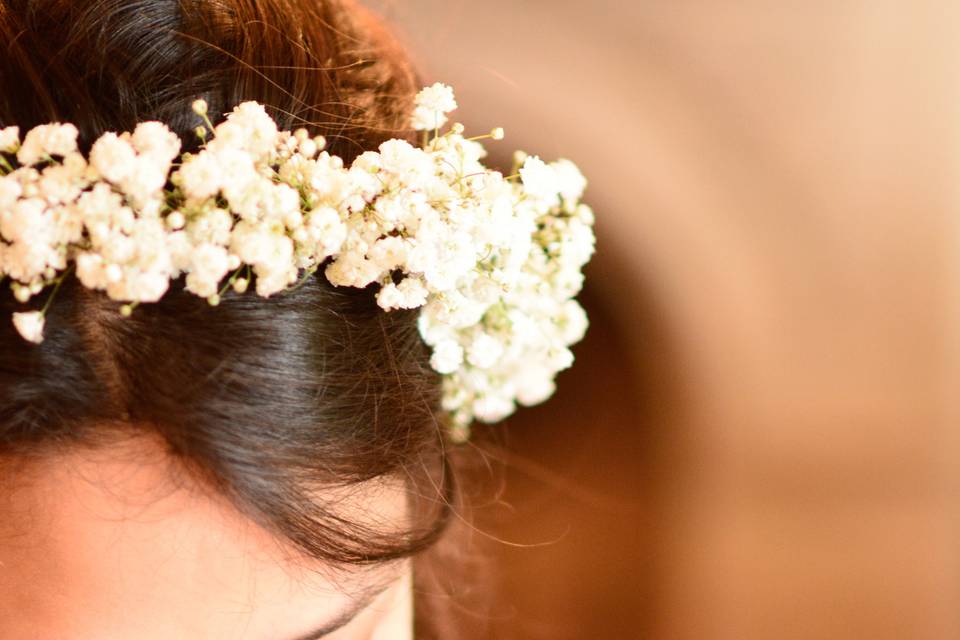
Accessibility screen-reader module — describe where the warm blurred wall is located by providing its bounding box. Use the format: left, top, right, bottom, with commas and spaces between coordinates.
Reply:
367, 1, 960, 639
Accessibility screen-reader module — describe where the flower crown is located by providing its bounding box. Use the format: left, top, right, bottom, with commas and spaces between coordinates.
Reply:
0, 83, 595, 439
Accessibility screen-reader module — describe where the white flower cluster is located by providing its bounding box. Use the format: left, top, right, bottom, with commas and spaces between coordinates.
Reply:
0, 84, 595, 437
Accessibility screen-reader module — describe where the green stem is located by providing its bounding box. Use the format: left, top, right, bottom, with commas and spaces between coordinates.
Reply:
285, 265, 318, 294
40, 266, 73, 315
217, 265, 246, 298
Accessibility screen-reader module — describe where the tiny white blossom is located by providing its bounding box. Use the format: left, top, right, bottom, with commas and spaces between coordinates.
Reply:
0, 177, 22, 209
411, 83, 458, 131
185, 243, 231, 298
466, 333, 504, 369
166, 211, 186, 230
558, 299, 589, 343
0, 126, 19, 153
131, 121, 181, 162
514, 367, 556, 406
224, 101, 278, 156
430, 340, 464, 374
472, 393, 515, 423
519, 156, 561, 203
377, 276, 428, 310
552, 158, 588, 203
178, 150, 224, 200
17, 123, 79, 166
90, 133, 137, 183
12, 311, 45, 344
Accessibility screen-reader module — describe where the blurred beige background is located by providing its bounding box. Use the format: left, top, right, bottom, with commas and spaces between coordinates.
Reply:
364, 1, 960, 638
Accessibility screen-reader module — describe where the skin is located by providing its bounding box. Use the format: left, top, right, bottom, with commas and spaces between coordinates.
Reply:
0, 434, 414, 639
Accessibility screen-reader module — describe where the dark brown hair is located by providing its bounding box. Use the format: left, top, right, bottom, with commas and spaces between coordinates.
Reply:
0, 0, 457, 570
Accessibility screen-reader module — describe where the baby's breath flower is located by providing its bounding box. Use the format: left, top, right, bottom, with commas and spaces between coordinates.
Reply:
0, 126, 20, 153
0, 83, 596, 433
430, 340, 464, 374
90, 133, 137, 183
12, 284, 31, 303
131, 121, 181, 161
17, 123, 79, 166
166, 211, 186, 230
411, 82, 458, 131
552, 158, 588, 204
519, 156, 561, 203
185, 243, 231, 298
12, 310, 45, 344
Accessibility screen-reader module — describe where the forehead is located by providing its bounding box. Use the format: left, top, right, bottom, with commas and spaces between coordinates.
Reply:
0, 435, 409, 639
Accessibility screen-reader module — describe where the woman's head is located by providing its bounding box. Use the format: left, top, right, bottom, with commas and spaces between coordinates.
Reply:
0, 0, 454, 636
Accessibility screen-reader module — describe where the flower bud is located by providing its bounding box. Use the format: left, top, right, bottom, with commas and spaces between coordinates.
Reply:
166, 211, 186, 230
13, 285, 31, 303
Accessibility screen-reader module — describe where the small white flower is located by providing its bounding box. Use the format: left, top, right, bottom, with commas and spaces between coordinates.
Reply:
166, 211, 186, 230
178, 150, 223, 200
552, 158, 588, 204
558, 299, 589, 344
0, 177, 22, 210
185, 243, 231, 298
411, 83, 458, 131
39, 163, 83, 204
11, 284, 32, 303
430, 340, 464, 374
417, 83, 457, 113
131, 121, 181, 162
0, 126, 19, 153
12, 311, 45, 344
17, 123, 79, 166
301, 206, 346, 258
224, 101, 278, 156
466, 333, 504, 369
90, 133, 137, 183
377, 276, 428, 310
514, 368, 556, 406
519, 156, 561, 203
472, 393, 515, 423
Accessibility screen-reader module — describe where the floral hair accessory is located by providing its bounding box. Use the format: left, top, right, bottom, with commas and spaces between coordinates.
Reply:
0, 83, 596, 439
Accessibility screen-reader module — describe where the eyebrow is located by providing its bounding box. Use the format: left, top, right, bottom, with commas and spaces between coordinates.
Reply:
285, 578, 399, 640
